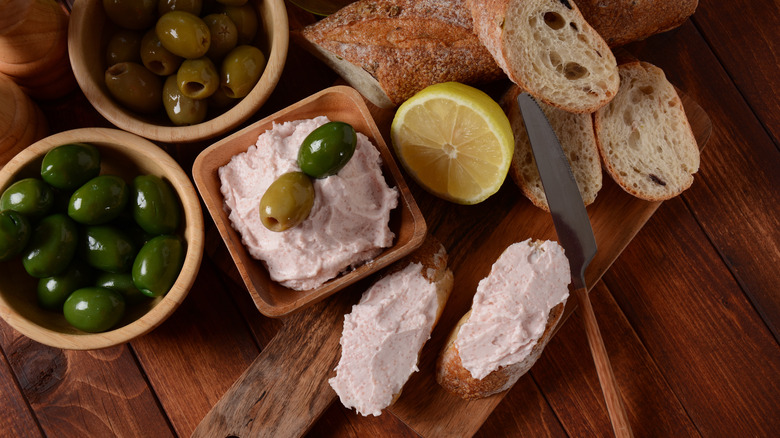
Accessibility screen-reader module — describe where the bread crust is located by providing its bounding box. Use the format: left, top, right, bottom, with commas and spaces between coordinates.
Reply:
436, 301, 565, 399
575, 0, 699, 47
293, 0, 503, 108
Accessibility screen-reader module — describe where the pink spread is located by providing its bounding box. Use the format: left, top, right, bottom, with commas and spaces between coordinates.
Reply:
219, 116, 398, 290
455, 239, 570, 380
329, 262, 440, 416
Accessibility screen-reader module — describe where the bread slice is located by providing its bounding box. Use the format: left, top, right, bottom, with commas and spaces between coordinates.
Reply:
292, 0, 503, 108
329, 235, 454, 416
468, 0, 619, 113
575, 0, 699, 48
594, 61, 699, 201
501, 84, 602, 210
436, 239, 569, 399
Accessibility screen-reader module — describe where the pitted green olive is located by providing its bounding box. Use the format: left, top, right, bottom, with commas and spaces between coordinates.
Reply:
162, 74, 208, 125
203, 13, 238, 60
259, 172, 314, 232
177, 56, 219, 99
103, 0, 157, 30
80, 225, 138, 273
0, 210, 31, 261
220, 45, 265, 98
156, 11, 211, 59
68, 175, 129, 225
298, 122, 357, 178
1, 178, 54, 220
63, 287, 126, 333
106, 30, 143, 66
131, 174, 181, 235
105, 62, 164, 114
221, 4, 258, 45
22, 213, 78, 278
140, 29, 184, 76
40, 142, 101, 191
132, 234, 185, 297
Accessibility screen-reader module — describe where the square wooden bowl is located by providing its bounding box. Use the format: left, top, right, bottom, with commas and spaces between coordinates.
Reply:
193, 86, 426, 317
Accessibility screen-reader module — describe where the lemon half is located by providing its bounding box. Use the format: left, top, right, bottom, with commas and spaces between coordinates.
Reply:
390, 82, 514, 205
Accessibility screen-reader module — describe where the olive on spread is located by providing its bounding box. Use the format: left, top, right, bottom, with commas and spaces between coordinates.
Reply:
259, 171, 315, 232
298, 121, 358, 178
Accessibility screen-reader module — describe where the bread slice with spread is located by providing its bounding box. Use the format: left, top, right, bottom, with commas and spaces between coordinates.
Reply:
501, 84, 602, 210
469, 0, 619, 113
436, 239, 570, 399
329, 235, 454, 415
594, 61, 699, 201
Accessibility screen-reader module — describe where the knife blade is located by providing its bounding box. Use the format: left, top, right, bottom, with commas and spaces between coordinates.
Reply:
517, 92, 634, 438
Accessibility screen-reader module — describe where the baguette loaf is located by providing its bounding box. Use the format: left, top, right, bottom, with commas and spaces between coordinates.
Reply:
501, 84, 602, 210
469, 0, 619, 113
575, 0, 699, 47
594, 61, 699, 201
436, 239, 570, 399
293, 0, 503, 108
329, 235, 454, 416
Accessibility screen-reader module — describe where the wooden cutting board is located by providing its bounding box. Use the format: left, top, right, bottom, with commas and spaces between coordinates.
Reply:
192, 90, 711, 438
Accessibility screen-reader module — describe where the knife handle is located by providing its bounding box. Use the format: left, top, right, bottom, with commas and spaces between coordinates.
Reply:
573, 287, 634, 438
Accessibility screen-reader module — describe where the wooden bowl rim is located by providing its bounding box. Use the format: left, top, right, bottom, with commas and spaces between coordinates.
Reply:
193, 85, 427, 317
0, 128, 205, 350
67, 0, 289, 143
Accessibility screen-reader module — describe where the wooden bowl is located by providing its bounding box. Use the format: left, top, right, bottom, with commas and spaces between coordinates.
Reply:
193, 86, 426, 317
0, 128, 205, 350
68, 0, 288, 143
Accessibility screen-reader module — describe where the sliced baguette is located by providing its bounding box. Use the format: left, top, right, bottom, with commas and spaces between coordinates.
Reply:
594, 61, 699, 201
293, 0, 503, 108
330, 234, 454, 415
501, 84, 602, 210
436, 239, 569, 399
468, 0, 619, 113
575, 0, 699, 48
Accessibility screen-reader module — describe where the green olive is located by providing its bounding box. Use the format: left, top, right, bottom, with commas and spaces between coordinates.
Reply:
105, 62, 164, 114
220, 45, 265, 98
158, 0, 202, 15
203, 13, 238, 59
162, 74, 208, 125
221, 4, 258, 45
0, 210, 31, 261
131, 174, 181, 235
40, 143, 101, 191
103, 0, 158, 30
63, 287, 126, 333
106, 30, 143, 66
140, 29, 184, 76
298, 122, 357, 178
37, 260, 93, 311
156, 11, 211, 59
95, 272, 148, 305
80, 225, 138, 273
177, 57, 219, 99
22, 213, 78, 278
259, 172, 314, 232
68, 175, 129, 225
1, 178, 54, 220
132, 234, 185, 297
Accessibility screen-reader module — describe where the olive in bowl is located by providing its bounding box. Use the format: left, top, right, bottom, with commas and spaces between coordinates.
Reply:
0, 128, 204, 350
68, 0, 288, 143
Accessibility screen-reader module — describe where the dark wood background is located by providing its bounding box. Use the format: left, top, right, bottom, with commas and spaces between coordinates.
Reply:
2, 0, 779, 436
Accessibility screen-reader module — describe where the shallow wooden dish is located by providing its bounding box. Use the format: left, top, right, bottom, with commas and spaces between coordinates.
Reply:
0, 128, 205, 350
68, 0, 288, 143
193, 86, 426, 317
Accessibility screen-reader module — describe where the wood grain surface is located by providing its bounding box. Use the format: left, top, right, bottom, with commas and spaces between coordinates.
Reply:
1, 0, 779, 437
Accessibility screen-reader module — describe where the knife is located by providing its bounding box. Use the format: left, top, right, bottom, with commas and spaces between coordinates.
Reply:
517, 92, 634, 438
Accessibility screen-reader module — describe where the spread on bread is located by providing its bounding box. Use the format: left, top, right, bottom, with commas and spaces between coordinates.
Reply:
330, 236, 454, 416
437, 239, 570, 399
219, 117, 398, 291
595, 61, 700, 201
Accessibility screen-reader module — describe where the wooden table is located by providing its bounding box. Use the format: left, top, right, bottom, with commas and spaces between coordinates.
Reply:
2, 0, 779, 436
